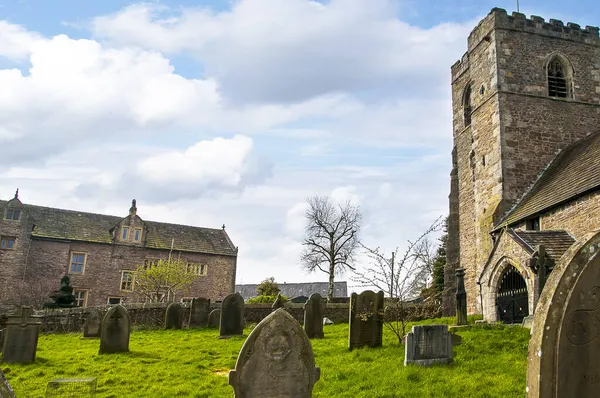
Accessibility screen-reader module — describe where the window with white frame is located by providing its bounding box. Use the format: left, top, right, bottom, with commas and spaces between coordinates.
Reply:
107, 297, 123, 305
73, 290, 88, 307
69, 252, 87, 274
120, 270, 135, 291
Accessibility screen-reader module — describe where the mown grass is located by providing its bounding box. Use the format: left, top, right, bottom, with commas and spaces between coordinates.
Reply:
2, 316, 529, 397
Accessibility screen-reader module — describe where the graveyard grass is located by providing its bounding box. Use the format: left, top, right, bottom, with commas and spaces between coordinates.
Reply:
2, 316, 529, 397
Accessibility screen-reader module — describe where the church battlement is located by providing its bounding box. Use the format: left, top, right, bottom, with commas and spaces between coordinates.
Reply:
452, 8, 600, 78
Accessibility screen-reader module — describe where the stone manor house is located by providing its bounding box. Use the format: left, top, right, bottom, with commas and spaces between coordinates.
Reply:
0, 192, 238, 311
443, 8, 600, 323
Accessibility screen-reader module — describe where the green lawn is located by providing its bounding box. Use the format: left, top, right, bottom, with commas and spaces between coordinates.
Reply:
2, 317, 529, 397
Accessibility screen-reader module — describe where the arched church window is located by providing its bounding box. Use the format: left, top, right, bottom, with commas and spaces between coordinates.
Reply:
548, 58, 569, 98
463, 85, 472, 126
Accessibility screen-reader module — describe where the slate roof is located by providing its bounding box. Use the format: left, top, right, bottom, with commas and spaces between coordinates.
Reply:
495, 131, 600, 230
0, 200, 237, 256
508, 229, 575, 260
235, 281, 348, 299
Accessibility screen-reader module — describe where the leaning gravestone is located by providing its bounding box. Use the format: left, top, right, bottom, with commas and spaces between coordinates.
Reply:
0, 367, 16, 398
189, 298, 210, 328
404, 325, 453, 366
348, 290, 384, 350
99, 305, 131, 354
83, 309, 102, 338
272, 294, 285, 310
208, 309, 221, 328
220, 293, 245, 338
229, 308, 320, 397
1, 306, 42, 364
527, 230, 600, 397
165, 302, 184, 330
304, 293, 325, 339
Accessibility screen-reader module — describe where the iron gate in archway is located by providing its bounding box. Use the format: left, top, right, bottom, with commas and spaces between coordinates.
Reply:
496, 265, 529, 324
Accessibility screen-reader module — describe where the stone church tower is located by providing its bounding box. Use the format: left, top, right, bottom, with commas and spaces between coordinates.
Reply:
443, 8, 600, 315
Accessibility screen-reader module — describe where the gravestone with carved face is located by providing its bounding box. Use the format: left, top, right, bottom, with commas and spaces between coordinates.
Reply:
99, 305, 131, 354
527, 231, 600, 397
1, 306, 42, 364
229, 308, 320, 397
220, 293, 245, 338
303, 293, 325, 339
83, 309, 102, 338
348, 290, 384, 350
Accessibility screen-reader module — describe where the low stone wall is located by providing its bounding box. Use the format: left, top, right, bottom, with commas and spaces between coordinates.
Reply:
244, 303, 349, 325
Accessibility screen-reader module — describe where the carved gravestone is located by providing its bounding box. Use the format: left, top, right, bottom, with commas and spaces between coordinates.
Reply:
304, 293, 325, 339
208, 309, 221, 328
1, 306, 42, 364
99, 305, 131, 354
527, 231, 600, 397
83, 309, 102, 338
272, 294, 285, 310
455, 268, 468, 326
0, 367, 16, 398
165, 303, 183, 330
348, 290, 384, 350
189, 298, 210, 328
404, 325, 453, 366
229, 308, 320, 397
220, 293, 245, 338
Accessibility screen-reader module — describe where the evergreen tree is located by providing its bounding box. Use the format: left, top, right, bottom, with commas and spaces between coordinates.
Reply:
431, 217, 448, 302
44, 275, 76, 308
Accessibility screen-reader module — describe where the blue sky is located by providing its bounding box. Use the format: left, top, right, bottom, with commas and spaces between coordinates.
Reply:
1, 0, 598, 288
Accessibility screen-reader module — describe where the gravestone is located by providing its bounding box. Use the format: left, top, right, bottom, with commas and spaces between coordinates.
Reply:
99, 305, 131, 354
1, 306, 42, 364
348, 290, 384, 350
304, 293, 325, 339
527, 231, 600, 397
455, 268, 468, 326
0, 367, 16, 398
521, 315, 534, 329
189, 298, 210, 327
83, 309, 102, 338
272, 294, 285, 310
229, 308, 320, 397
220, 293, 245, 338
208, 309, 221, 328
404, 324, 453, 366
164, 303, 183, 330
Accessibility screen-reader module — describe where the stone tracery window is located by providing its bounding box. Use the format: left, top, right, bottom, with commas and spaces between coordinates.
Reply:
548, 58, 569, 98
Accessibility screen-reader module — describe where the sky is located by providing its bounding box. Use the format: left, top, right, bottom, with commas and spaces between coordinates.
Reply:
1, 0, 599, 291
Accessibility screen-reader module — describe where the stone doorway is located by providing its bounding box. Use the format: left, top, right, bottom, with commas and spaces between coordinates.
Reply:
495, 265, 529, 324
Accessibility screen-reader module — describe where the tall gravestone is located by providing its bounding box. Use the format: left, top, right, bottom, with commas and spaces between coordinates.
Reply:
83, 309, 102, 338
348, 290, 384, 350
304, 293, 325, 339
527, 231, 600, 397
208, 309, 221, 328
165, 303, 183, 330
455, 268, 468, 325
0, 366, 16, 398
1, 306, 42, 364
99, 305, 131, 354
189, 298, 210, 328
229, 308, 320, 397
272, 294, 285, 310
220, 293, 245, 338
404, 325, 453, 366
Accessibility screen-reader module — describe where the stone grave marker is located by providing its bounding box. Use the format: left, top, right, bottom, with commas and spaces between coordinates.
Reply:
404, 324, 453, 366
1, 306, 42, 364
208, 309, 221, 328
527, 231, 600, 397
99, 305, 131, 354
189, 298, 210, 328
272, 293, 285, 310
455, 268, 468, 325
164, 302, 183, 330
229, 308, 320, 397
83, 309, 102, 338
348, 290, 384, 350
220, 293, 245, 338
304, 293, 325, 339
0, 367, 16, 398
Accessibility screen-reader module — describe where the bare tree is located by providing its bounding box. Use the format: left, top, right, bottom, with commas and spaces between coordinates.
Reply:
301, 195, 362, 301
351, 216, 443, 343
